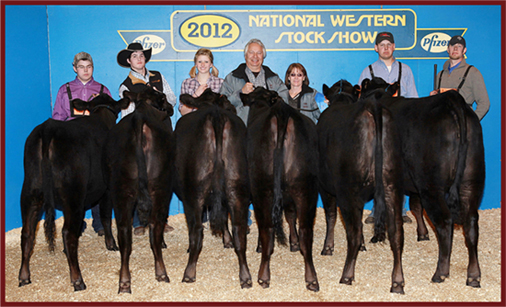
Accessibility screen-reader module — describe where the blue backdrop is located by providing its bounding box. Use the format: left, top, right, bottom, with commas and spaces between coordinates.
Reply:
2, 4, 503, 232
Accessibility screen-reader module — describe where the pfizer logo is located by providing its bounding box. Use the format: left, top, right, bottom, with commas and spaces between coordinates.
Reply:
421, 32, 452, 53
133, 35, 166, 55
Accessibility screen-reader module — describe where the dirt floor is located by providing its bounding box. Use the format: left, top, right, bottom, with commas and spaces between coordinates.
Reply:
3, 208, 502, 304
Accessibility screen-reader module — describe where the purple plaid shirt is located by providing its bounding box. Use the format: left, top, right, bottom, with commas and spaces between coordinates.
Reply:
52, 77, 111, 121
180, 75, 224, 96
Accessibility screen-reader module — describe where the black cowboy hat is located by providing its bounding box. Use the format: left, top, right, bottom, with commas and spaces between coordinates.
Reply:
117, 42, 152, 68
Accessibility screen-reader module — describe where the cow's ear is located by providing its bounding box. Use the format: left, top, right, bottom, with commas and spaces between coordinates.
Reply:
361, 79, 371, 92
322, 84, 329, 96
118, 97, 132, 110
123, 91, 136, 102
353, 84, 361, 99
166, 104, 174, 117
390, 82, 400, 96
240, 93, 250, 106
72, 99, 89, 111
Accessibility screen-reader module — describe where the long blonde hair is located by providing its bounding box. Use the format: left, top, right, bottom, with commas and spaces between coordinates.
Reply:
189, 48, 219, 78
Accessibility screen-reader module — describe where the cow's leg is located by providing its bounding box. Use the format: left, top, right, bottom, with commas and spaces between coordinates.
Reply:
116, 203, 133, 293
18, 188, 44, 287
320, 189, 337, 256
460, 183, 482, 288
229, 192, 253, 289
296, 189, 319, 292
284, 198, 300, 252
222, 219, 234, 249
99, 192, 119, 251
183, 199, 204, 283
409, 194, 429, 241
253, 196, 274, 289
386, 188, 405, 294
61, 205, 86, 291
338, 195, 363, 285
148, 184, 171, 284
421, 190, 453, 283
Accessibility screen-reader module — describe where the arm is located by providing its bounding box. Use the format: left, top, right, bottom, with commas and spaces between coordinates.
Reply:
470, 68, 490, 120
52, 85, 70, 121
220, 74, 246, 109
401, 65, 419, 98
161, 74, 177, 106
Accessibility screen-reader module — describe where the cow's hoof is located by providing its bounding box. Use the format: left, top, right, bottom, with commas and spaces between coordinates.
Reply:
339, 277, 354, 285
390, 281, 405, 294
241, 279, 253, 289
417, 234, 430, 241
370, 233, 386, 243
18, 279, 31, 287
156, 274, 170, 283
162, 241, 167, 249
73, 280, 86, 291
359, 244, 367, 252
467, 277, 481, 288
182, 276, 196, 283
106, 243, 119, 251
223, 242, 234, 249
118, 281, 131, 294
258, 279, 270, 289
306, 280, 320, 292
290, 243, 300, 252
321, 246, 333, 256
431, 274, 448, 283
256, 246, 262, 253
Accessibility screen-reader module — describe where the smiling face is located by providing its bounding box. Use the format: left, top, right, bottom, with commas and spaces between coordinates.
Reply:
288, 68, 305, 88
127, 51, 146, 73
245, 42, 264, 72
195, 54, 212, 75
73, 60, 93, 83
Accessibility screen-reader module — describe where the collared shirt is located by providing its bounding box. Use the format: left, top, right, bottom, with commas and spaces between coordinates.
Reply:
52, 77, 112, 121
119, 68, 177, 118
448, 61, 461, 74
358, 58, 419, 98
180, 75, 224, 96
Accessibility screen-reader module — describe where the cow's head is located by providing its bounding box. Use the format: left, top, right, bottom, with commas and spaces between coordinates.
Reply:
240, 87, 282, 108
322, 80, 360, 106
124, 87, 174, 117
72, 94, 130, 118
360, 77, 400, 99
179, 89, 237, 114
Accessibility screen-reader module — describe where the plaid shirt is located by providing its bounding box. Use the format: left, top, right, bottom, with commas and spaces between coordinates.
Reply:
181, 75, 224, 96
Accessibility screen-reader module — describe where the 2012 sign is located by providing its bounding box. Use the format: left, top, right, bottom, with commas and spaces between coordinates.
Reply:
179, 14, 240, 48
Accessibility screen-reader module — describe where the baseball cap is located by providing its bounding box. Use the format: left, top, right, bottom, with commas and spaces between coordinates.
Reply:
375, 32, 394, 45
449, 35, 466, 48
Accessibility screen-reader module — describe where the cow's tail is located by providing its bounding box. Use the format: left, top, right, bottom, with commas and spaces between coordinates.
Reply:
41, 133, 56, 252
133, 116, 153, 226
446, 93, 469, 223
370, 101, 387, 243
209, 113, 228, 237
272, 114, 288, 247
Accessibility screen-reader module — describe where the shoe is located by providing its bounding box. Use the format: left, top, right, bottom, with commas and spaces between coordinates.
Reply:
364, 216, 375, 224
134, 226, 145, 236
96, 229, 105, 237
402, 215, 413, 223
164, 223, 174, 233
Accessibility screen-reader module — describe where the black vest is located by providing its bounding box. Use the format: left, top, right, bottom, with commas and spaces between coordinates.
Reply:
121, 70, 163, 93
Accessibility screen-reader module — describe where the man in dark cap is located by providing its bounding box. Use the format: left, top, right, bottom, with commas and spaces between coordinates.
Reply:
359, 32, 417, 224
117, 42, 176, 235
117, 42, 176, 119
430, 35, 490, 120
358, 31, 418, 98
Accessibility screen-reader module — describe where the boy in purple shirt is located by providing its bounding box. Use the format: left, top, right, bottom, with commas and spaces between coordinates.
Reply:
52, 52, 111, 235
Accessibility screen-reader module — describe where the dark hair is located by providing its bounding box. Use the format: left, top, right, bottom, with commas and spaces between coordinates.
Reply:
284, 63, 309, 87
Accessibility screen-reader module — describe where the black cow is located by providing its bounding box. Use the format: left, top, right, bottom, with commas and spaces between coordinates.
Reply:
240, 87, 319, 292
18, 94, 130, 291
174, 89, 252, 288
318, 80, 405, 293
102, 87, 174, 294
361, 77, 485, 288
